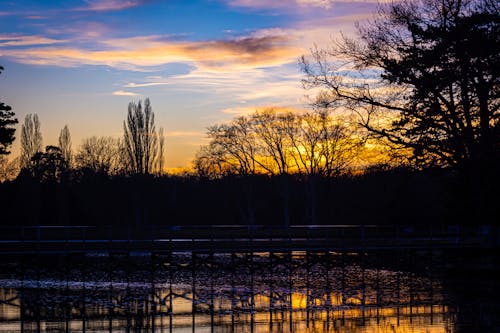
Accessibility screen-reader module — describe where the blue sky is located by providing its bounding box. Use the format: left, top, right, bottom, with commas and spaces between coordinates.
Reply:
0, 0, 381, 169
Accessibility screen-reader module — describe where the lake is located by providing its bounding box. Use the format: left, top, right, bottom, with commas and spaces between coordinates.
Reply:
0, 249, 498, 332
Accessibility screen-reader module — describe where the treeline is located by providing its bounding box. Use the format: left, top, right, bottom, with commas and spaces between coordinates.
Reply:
2, 106, 383, 183
2, 105, 386, 183
1, 167, 495, 227
194, 108, 371, 178
2, 98, 166, 183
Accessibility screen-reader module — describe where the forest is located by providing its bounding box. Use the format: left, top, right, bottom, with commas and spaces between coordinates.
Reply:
0, 0, 498, 228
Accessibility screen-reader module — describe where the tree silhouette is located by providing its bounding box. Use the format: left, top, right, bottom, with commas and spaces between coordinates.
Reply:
158, 127, 165, 175
20, 113, 42, 170
0, 66, 17, 155
203, 116, 258, 175
123, 98, 159, 175
31, 145, 68, 182
75, 136, 121, 175
301, 0, 499, 171
252, 109, 294, 175
0, 156, 19, 182
194, 108, 362, 177
58, 125, 72, 167
287, 110, 363, 177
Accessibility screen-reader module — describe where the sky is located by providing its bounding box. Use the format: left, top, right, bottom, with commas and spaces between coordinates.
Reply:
0, 0, 382, 169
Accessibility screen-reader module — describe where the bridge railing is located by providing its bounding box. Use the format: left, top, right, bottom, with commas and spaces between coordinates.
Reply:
0, 224, 497, 246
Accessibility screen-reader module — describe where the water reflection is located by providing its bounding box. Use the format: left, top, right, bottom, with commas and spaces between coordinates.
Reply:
0, 251, 454, 332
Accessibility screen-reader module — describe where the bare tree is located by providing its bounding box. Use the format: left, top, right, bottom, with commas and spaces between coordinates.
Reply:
281, 110, 363, 176
283, 112, 319, 175
58, 125, 72, 167
158, 127, 165, 175
194, 107, 362, 177
123, 98, 159, 175
316, 112, 363, 176
251, 109, 295, 175
115, 138, 132, 175
207, 116, 260, 175
301, 0, 499, 170
20, 113, 42, 170
194, 144, 230, 178
0, 156, 19, 182
75, 136, 121, 175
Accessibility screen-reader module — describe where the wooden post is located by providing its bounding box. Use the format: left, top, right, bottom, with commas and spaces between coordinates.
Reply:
210, 251, 215, 333
269, 251, 273, 331
231, 252, 236, 331
192, 251, 196, 333
250, 251, 255, 333
288, 251, 293, 333
169, 247, 173, 333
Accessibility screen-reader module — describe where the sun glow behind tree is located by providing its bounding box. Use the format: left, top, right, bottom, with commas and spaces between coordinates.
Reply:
194, 107, 381, 177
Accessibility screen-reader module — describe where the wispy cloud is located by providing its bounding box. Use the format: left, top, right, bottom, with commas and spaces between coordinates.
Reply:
227, 0, 391, 9
112, 90, 139, 96
76, 0, 144, 12
0, 1, 145, 21
165, 131, 205, 137
0, 34, 63, 47
222, 106, 257, 116
126, 65, 303, 101
44, 21, 110, 40
125, 82, 170, 88
222, 105, 306, 116
26, 15, 47, 20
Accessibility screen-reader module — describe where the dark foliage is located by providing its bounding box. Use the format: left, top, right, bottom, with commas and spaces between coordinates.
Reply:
301, 0, 499, 172
0, 66, 17, 155
28, 145, 69, 183
1, 168, 496, 228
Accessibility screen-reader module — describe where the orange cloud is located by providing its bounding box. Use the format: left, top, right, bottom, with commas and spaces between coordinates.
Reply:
165, 131, 205, 138
1, 34, 301, 71
125, 82, 169, 88
112, 90, 139, 96
0, 34, 63, 46
222, 105, 306, 116
222, 106, 258, 116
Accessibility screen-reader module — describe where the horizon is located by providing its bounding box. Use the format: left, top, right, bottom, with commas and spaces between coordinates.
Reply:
0, 0, 380, 170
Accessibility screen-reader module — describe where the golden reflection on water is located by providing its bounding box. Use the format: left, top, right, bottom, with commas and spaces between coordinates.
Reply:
0, 251, 456, 332
0, 287, 454, 332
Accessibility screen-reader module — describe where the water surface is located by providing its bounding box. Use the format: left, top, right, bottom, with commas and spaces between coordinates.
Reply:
0, 250, 496, 332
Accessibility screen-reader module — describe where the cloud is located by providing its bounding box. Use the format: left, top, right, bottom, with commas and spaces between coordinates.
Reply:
118, 59, 313, 126
1, 34, 301, 71
125, 82, 170, 88
237, 79, 304, 101
44, 21, 110, 40
76, 0, 144, 11
26, 15, 47, 20
126, 65, 304, 102
221, 106, 258, 116
165, 131, 205, 137
227, 0, 393, 9
0, 34, 63, 47
112, 90, 139, 96
222, 105, 306, 116
0, 5, 373, 74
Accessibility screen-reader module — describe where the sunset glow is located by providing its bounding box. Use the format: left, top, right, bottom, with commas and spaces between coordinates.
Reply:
0, 0, 379, 169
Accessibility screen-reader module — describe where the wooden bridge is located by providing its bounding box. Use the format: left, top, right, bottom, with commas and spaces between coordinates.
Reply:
0, 224, 498, 254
